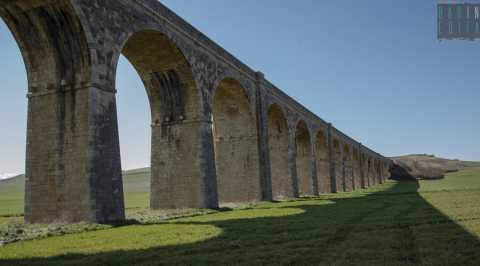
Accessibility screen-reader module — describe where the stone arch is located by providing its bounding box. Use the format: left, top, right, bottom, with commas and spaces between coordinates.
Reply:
267, 103, 292, 199
375, 158, 382, 184
0, 2, 102, 223
295, 120, 314, 196
117, 30, 213, 210
352, 148, 360, 190
315, 130, 330, 193
119, 30, 200, 123
367, 157, 373, 187
333, 139, 342, 192
361, 153, 368, 188
0, 2, 91, 92
212, 78, 261, 204
342, 143, 351, 192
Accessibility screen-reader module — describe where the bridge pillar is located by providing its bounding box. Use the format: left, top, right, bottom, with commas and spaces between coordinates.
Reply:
327, 124, 337, 193
358, 144, 366, 189
310, 135, 320, 196
150, 118, 219, 209
341, 147, 347, 192
1, 1, 125, 224
255, 72, 273, 201
350, 147, 356, 191
288, 125, 300, 198
25, 85, 125, 224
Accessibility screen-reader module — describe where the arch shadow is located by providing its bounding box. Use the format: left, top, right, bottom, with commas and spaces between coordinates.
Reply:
1, 178, 479, 265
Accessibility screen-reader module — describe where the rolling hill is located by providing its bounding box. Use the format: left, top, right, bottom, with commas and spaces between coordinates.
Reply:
0, 169, 152, 217
2, 155, 480, 216
390, 154, 480, 180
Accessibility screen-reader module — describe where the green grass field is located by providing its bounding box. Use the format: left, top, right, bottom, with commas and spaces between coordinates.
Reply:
0, 169, 151, 217
0, 168, 480, 265
0, 176, 24, 217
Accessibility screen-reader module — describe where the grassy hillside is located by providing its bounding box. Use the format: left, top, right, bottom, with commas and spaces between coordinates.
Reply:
391, 154, 480, 180
0, 168, 479, 265
0, 169, 152, 217
0, 175, 24, 217
121, 168, 150, 210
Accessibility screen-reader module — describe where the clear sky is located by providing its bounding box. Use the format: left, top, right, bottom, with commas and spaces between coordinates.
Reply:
0, 0, 479, 174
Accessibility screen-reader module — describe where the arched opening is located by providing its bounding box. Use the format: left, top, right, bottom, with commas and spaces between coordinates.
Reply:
343, 144, 351, 192
361, 153, 367, 188
367, 157, 373, 187
212, 79, 261, 204
267, 104, 291, 199
1, 3, 97, 223
115, 56, 151, 210
0, 18, 28, 217
352, 148, 359, 190
375, 159, 382, 184
333, 139, 342, 192
295, 121, 313, 196
118, 30, 202, 209
315, 130, 330, 193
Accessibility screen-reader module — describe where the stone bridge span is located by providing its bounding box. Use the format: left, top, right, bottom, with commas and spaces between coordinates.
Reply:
0, 0, 393, 223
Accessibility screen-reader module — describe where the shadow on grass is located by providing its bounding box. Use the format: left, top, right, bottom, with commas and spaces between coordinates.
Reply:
1, 180, 480, 265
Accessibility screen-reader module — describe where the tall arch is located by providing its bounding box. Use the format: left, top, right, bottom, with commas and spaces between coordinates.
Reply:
361, 153, 368, 188
0, 2, 104, 223
375, 159, 382, 184
352, 148, 360, 190
118, 30, 216, 210
212, 79, 261, 204
267, 104, 292, 199
0, 17, 27, 218
295, 121, 313, 196
372, 159, 377, 185
342, 144, 352, 192
333, 139, 342, 192
315, 130, 330, 193
367, 155, 374, 187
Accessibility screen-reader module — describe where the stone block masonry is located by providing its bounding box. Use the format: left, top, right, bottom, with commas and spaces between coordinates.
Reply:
0, 0, 393, 224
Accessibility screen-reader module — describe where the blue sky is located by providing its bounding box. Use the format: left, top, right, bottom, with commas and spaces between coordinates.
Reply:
1, 0, 479, 173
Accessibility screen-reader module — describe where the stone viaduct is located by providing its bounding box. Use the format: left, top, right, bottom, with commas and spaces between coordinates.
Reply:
0, 0, 393, 224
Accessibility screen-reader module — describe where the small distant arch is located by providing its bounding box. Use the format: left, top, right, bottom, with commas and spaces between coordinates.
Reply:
267, 103, 292, 199
315, 129, 330, 193
332, 139, 342, 192
295, 120, 314, 196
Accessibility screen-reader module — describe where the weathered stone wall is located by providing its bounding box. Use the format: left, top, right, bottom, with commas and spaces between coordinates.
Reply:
343, 144, 352, 192
315, 130, 330, 193
213, 79, 261, 204
332, 139, 343, 192
295, 121, 314, 196
267, 104, 293, 199
0, 0, 393, 224
1, 0, 125, 223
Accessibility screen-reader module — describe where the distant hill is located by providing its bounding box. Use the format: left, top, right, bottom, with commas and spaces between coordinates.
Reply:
390, 154, 480, 180
0, 168, 149, 187
0, 168, 152, 216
